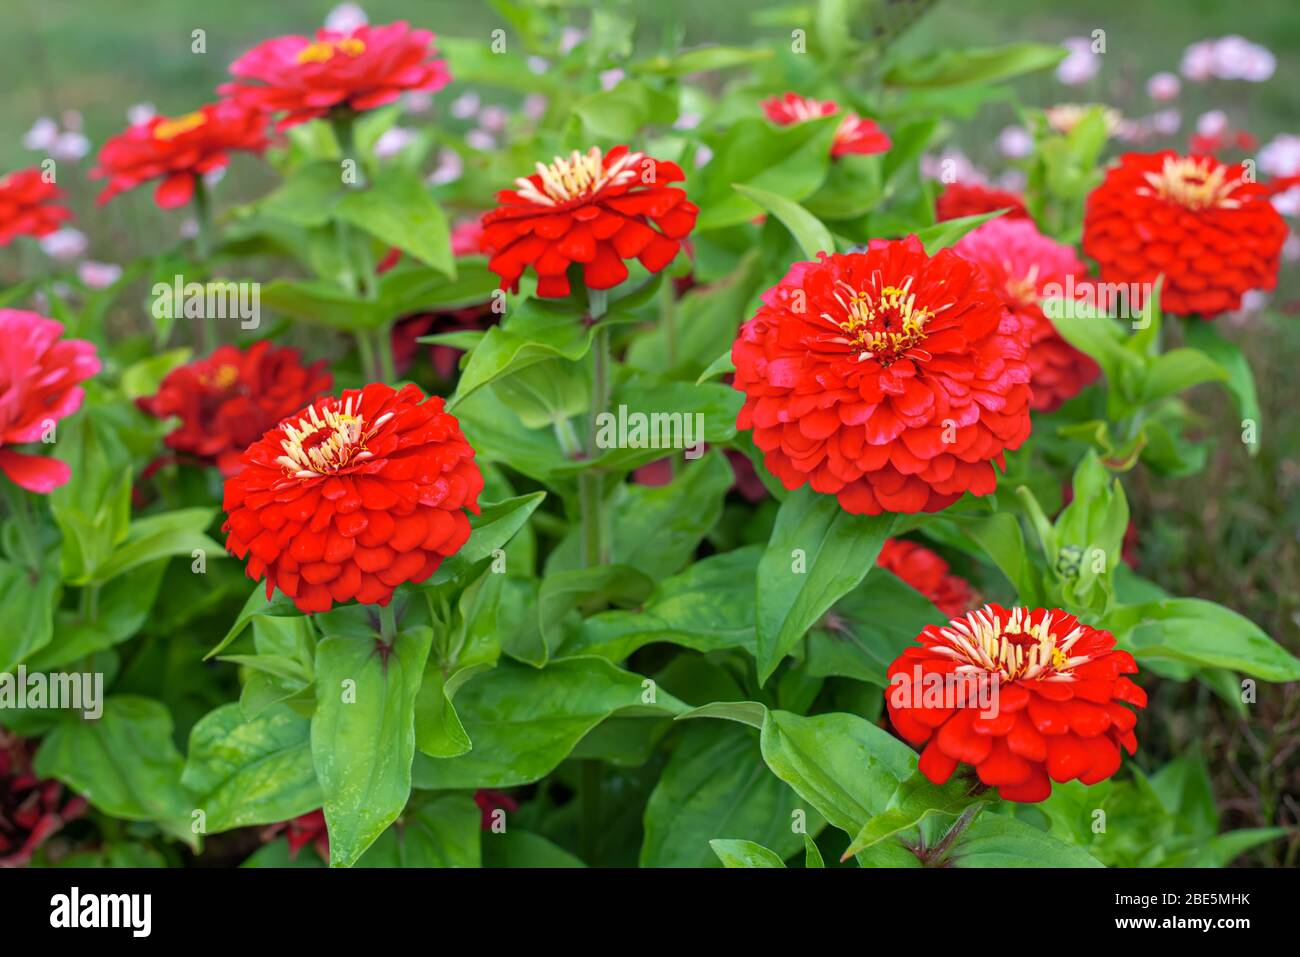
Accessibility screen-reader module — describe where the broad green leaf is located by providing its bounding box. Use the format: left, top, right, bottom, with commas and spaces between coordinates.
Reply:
709, 838, 786, 867
182, 703, 319, 833
949, 813, 1103, 868
804, 834, 824, 868
0, 558, 59, 671
335, 169, 453, 276
311, 623, 433, 867
431, 492, 546, 584
756, 487, 895, 683
733, 184, 835, 259
206, 585, 304, 660
1139, 348, 1228, 405
911, 211, 1003, 253
1184, 321, 1261, 456
354, 794, 480, 867
91, 507, 224, 584
482, 829, 586, 867
842, 771, 988, 858
884, 43, 1067, 88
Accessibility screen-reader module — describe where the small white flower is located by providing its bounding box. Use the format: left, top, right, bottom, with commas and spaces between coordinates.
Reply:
404, 91, 434, 114
599, 68, 625, 91
465, 129, 495, 151
694, 145, 713, 168
127, 102, 157, 126
427, 148, 464, 186
53, 131, 91, 161
997, 125, 1033, 158
23, 117, 59, 152
1260, 134, 1300, 178
559, 28, 585, 54
78, 261, 123, 289
1151, 109, 1181, 135
1180, 40, 1216, 81
325, 3, 367, 33
522, 94, 547, 121
1056, 37, 1100, 86
1271, 186, 1300, 218
674, 113, 702, 131
450, 92, 480, 120
479, 106, 509, 132
39, 228, 88, 262
527, 56, 550, 75
1196, 110, 1228, 137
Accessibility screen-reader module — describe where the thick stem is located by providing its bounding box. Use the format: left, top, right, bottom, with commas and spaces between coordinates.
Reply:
925, 803, 983, 866
191, 180, 216, 354
659, 279, 678, 478
379, 602, 397, 643
580, 289, 611, 567
375, 324, 397, 383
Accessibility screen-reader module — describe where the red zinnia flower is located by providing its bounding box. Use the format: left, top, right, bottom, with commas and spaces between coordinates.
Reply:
0, 168, 73, 246
222, 383, 483, 614
1, 731, 88, 867
0, 310, 100, 494
481, 146, 698, 298
1082, 150, 1288, 317
761, 93, 891, 158
473, 789, 518, 829
935, 182, 1030, 223
877, 538, 977, 618
139, 341, 332, 477
732, 237, 1033, 515
886, 605, 1145, 802
90, 100, 269, 209
260, 809, 328, 863
954, 218, 1100, 412
223, 22, 451, 130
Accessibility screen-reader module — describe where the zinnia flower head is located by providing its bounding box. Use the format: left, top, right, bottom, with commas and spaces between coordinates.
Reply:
934, 182, 1030, 223
954, 218, 1100, 412
1083, 150, 1287, 317
223, 22, 451, 130
877, 538, 977, 618
222, 383, 483, 614
139, 342, 332, 477
732, 236, 1033, 515
90, 100, 270, 209
482, 145, 698, 298
761, 93, 891, 158
0, 168, 73, 246
886, 604, 1145, 802
0, 310, 101, 494
1, 730, 88, 866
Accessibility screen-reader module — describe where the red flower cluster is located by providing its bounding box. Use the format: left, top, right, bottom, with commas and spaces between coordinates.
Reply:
224, 22, 451, 129
761, 93, 891, 158
474, 789, 518, 829
732, 237, 1033, 515
1083, 151, 1288, 317
0, 310, 101, 494
91, 100, 270, 209
0, 168, 72, 246
139, 342, 332, 477
223, 383, 483, 614
1, 731, 88, 867
954, 218, 1100, 412
935, 182, 1030, 223
877, 538, 977, 618
482, 146, 698, 298
260, 809, 328, 863
886, 605, 1145, 802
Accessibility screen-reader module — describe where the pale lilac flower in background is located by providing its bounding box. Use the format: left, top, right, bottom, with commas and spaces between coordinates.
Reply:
203, 167, 226, 187
54, 131, 91, 161
1271, 187, 1300, 218
599, 69, 625, 91
1152, 109, 1181, 136
466, 129, 495, 151
1146, 72, 1180, 102
39, 228, 87, 262
522, 94, 547, 121
674, 113, 702, 131
997, 125, 1033, 159
1180, 41, 1216, 81
427, 148, 464, 186
450, 92, 480, 120
1196, 110, 1228, 138
479, 106, 509, 133
559, 28, 585, 54
694, 145, 714, 168
78, 261, 123, 289
375, 127, 417, 159
1238, 46, 1276, 82
997, 170, 1027, 192
325, 3, 367, 32
1260, 135, 1300, 178
1283, 233, 1300, 262
1211, 36, 1274, 81
127, 103, 156, 126
527, 56, 549, 75
921, 149, 983, 185
1226, 289, 1269, 326
1056, 37, 1100, 86
404, 91, 434, 114
180, 218, 198, 240
61, 110, 83, 132
22, 118, 59, 152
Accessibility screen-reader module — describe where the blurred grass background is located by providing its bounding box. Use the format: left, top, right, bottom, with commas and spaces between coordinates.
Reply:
2, 0, 1296, 862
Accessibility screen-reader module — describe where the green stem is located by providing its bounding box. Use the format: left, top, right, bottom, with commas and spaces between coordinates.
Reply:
553, 417, 582, 458
659, 279, 678, 478
580, 289, 611, 567
79, 584, 100, 624
355, 327, 377, 381
379, 602, 397, 643
191, 180, 216, 354
376, 323, 397, 383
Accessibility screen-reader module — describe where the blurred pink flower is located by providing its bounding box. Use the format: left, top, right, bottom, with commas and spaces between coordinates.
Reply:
324, 3, 368, 33
1260, 135, 1300, 178
998, 125, 1033, 158
77, 261, 123, 289
1146, 72, 1180, 101
1056, 37, 1100, 86
39, 227, 87, 262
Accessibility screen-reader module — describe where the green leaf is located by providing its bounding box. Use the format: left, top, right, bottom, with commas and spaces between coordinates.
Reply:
354, 794, 480, 867
911, 211, 1004, 253
755, 487, 895, 683
949, 813, 1103, 868
91, 507, 223, 584
842, 771, 988, 858
636, 45, 773, 76
311, 623, 433, 867
1139, 348, 1228, 405
411, 657, 685, 789
34, 696, 191, 829
804, 834, 824, 868
696, 350, 736, 384
431, 492, 546, 584
206, 585, 304, 660
1184, 321, 1261, 456
640, 721, 814, 866
709, 839, 786, 867
334, 169, 453, 276
732, 184, 834, 259
677, 700, 769, 729
884, 43, 1067, 88
0, 558, 60, 672
182, 703, 319, 833
482, 829, 586, 867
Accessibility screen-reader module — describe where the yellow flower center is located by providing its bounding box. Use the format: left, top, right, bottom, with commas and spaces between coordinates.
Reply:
209, 364, 240, 390
513, 147, 644, 206
153, 111, 207, 141
296, 37, 366, 64
1140, 156, 1243, 211
934, 607, 1088, 682
824, 278, 934, 363
275, 396, 390, 478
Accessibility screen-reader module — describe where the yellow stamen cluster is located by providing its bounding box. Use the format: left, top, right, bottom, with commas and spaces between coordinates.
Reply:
931, 606, 1089, 682
296, 37, 366, 64
1004, 263, 1040, 306
153, 111, 207, 141
823, 277, 934, 362
208, 364, 240, 390
275, 396, 390, 478
514, 147, 643, 206
1140, 156, 1242, 211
